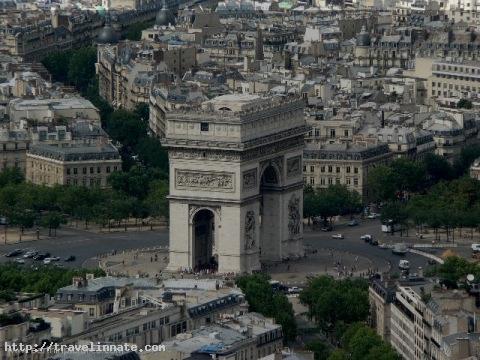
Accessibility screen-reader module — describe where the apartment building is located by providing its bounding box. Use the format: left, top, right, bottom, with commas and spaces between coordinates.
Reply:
303, 142, 392, 199
0, 128, 30, 173
369, 279, 480, 360
428, 60, 480, 100
26, 143, 121, 188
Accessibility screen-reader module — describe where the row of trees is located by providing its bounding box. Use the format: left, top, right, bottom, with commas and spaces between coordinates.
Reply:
379, 176, 480, 240
304, 185, 362, 226
0, 167, 168, 237
0, 263, 104, 297
368, 148, 480, 204
235, 274, 297, 342
299, 276, 398, 360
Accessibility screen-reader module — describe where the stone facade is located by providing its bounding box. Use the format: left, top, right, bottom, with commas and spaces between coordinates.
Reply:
26, 143, 121, 188
164, 94, 307, 274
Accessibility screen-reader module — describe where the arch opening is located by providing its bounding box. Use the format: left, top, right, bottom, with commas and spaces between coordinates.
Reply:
192, 209, 217, 272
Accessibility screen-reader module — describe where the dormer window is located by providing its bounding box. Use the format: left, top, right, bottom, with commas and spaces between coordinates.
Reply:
201, 123, 209, 132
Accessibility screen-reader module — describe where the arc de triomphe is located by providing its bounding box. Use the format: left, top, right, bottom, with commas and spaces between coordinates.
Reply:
162, 94, 307, 274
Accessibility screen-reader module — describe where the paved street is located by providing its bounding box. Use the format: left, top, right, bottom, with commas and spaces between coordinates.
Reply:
0, 227, 169, 268
0, 219, 462, 274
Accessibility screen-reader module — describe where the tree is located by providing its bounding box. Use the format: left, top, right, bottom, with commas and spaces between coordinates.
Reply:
300, 276, 369, 335
380, 201, 409, 235
41, 50, 72, 83
367, 165, 396, 203
41, 211, 66, 236
423, 153, 454, 183
67, 47, 97, 92
457, 99, 473, 109
305, 340, 331, 360
0, 167, 24, 187
105, 109, 148, 148
236, 274, 297, 342
144, 179, 169, 222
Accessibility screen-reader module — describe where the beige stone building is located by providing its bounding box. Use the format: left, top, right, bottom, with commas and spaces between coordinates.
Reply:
0, 128, 30, 173
26, 143, 121, 188
428, 60, 480, 101
370, 278, 480, 360
303, 142, 393, 199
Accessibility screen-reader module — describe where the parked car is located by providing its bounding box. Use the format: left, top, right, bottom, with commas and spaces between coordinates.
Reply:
33, 253, 50, 261
371, 239, 379, 246
320, 225, 333, 232
49, 256, 60, 261
43, 258, 52, 264
14, 258, 25, 264
5, 249, 23, 257
23, 250, 37, 259
64, 255, 76, 262
472, 244, 480, 253
332, 234, 344, 239
361, 234, 373, 242
348, 219, 359, 226
287, 286, 302, 294
367, 213, 380, 219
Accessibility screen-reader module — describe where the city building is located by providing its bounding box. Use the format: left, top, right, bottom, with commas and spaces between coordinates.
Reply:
303, 142, 393, 199
26, 143, 121, 188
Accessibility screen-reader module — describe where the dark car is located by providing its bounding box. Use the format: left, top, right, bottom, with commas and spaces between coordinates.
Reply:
348, 219, 359, 226
33, 253, 50, 261
320, 225, 333, 232
5, 249, 23, 257
371, 239, 379, 246
64, 255, 76, 262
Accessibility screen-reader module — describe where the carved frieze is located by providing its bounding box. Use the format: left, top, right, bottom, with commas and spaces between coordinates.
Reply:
242, 169, 257, 190
245, 210, 256, 249
169, 150, 241, 161
286, 156, 302, 178
288, 195, 301, 236
176, 170, 234, 192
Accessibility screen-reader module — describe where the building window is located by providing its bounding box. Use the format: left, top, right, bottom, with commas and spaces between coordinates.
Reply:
89, 308, 94, 317
310, 177, 315, 185
346, 178, 351, 185
320, 178, 325, 185
336, 178, 340, 184
82, 167, 87, 174
97, 167, 101, 173
330, 129, 336, 138
67, 168, 71, 175
354, 167, 358, 174
354, 178, 358, 186
346, 166, 351, 173
90, 167, 94, 174
310, 166, 314, 172
328, 166, 332, 173
336, 167, 340, 173
201, 122, 209, 132
328, 178, 333, 185
73, 168, 78, 175
106, 167, 111, 173
344, 130, 349, 137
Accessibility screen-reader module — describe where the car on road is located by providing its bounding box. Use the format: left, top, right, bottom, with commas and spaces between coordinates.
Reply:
43, 258, 52, 264
332, 234, 344, 239
287, 286, 302, 294
392, 243, 408, 255
361, 234, 373, 242
49, 256, 60, 261
472, 244, 480, 253
367, 213, 380, 219
64, 255, 76, 262
33, 253, 50, 261
14, 258, 25, 264
348, 219, 359, 226
370, 239, 379, 246
399, 260, 410, 270
5, 249, 23, 257
320, 225, 333, 232
23, 250, 37, 259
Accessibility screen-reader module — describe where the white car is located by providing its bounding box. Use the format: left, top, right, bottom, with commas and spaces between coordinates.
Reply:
472, 244, 480, 253
23, 250, 37, 259
49, 256, 60, 261
399, 260, 410, 271
367, 213, 380, 219
361, 234, 373, 242
287, 286, 302, 294
332, 234, 344, 239
14, 258, 25, 264
43, 258, 52, 264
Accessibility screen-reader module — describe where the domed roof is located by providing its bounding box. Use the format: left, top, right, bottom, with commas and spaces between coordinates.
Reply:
97, 24, 120, 44
356, 26, 371, 47
156, 3, 175, 26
